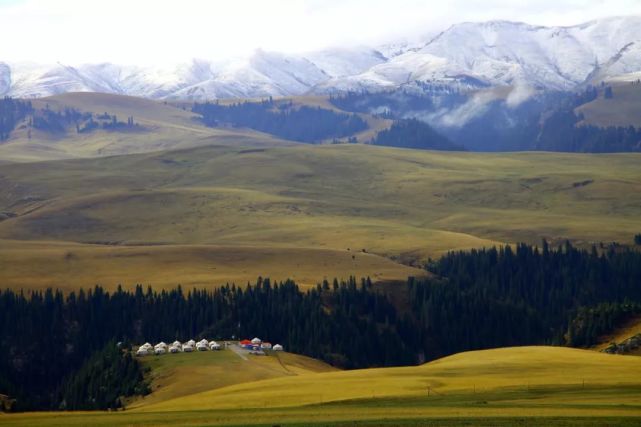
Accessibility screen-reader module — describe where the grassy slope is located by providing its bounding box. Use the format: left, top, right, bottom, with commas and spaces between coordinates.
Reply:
3, 346, 641, 426
1, 146, 640, 251
130, 349, 337, 409
137, 346, 641, 411
576, 82, 641, 127
593, 315, 641, 353
0, 92, 294, 162
1, 93, 641, 291
0, 239, 426, 291
1, 145, 641, 291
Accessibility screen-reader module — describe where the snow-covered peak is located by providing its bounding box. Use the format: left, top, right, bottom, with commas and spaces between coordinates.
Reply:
303, 47, 387, 78
2, 16, 641, 100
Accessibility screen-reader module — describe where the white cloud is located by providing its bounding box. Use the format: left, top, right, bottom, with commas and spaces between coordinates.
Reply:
1, 0, 640, 65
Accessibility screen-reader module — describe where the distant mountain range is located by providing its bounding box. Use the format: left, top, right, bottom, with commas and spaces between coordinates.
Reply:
2, 16, 641, 100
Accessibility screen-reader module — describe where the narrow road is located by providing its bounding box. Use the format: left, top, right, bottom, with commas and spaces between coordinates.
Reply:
228, 344, 248, 361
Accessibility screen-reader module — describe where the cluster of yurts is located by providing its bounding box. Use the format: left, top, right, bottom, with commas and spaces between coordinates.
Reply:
136, 339, 222, 356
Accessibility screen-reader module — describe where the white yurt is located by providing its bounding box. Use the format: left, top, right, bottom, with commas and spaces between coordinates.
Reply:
251, 337, 262, 345
187, 339, 196, 347
155, 341, 167, 349
172, 340, 181, 347
208, 340, 217, 347
196, 342, 208, 351
142, 342, 152, 349
154, 347, 166, 355
169, 346, 180, 354
183, 344, 194, 352
273, 344, 284, 351
210, 342, 221, 350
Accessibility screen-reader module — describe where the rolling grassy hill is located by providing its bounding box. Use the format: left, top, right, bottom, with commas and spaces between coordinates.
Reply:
576, 82, 641, 127
129, 348, 337, 409
2, 346, 640, 426
1, 137, 641, 290
0, 92, 296, 162
0, 239, 426, 291
1, 93, 641, 292
0, 92, 392, 162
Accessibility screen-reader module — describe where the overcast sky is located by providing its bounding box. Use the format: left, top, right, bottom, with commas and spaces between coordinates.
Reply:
1, 0, 640, 65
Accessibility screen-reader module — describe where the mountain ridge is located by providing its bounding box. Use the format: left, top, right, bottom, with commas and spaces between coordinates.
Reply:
2, 16, 640, 100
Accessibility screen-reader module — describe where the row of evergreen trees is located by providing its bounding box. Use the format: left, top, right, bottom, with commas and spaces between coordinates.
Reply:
370, 119, 465, 151
0, 277, 410, 410
60, 342, 149, 410
0, 97, 33, 140
417, 242, 641, 357
567, 302, 641, 347
0, 99, 140, 137
193, 98, 368, 143
329, 88, 641, 153
537, 109, 641, 152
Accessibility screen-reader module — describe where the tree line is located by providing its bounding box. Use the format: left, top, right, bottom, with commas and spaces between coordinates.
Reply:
370, 119, 465, 151
193, 98, 368, 143
60, 341, 149, 410
2, 241, 641, 411
415, 241, 641, 359
0, 97, 32, 140
0, 277, 410, 410
537, 109, 641, 152
328, 88, 641, 153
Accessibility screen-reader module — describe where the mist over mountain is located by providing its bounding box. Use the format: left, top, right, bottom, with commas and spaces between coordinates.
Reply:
1, 16, 640, 100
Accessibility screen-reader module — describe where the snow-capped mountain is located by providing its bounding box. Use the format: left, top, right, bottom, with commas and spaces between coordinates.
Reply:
324, 16, 641, 92
2, 16, 641, 100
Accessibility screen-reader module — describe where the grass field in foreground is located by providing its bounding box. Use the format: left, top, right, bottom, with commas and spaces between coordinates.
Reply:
137, 346, 641, 412
2, 346, 640, 426
129, 349, 337, 409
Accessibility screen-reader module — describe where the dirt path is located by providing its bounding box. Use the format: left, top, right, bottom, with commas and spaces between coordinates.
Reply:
228, 344, 248, 361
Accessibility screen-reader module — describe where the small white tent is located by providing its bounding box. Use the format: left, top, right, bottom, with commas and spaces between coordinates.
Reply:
169, 346, 180, 354
187, 339, 196, 347
154, 347, 166, 355
196, 342, 208, 351
183, 344, 194, 352
210, 342, 221, 350
273, 344, 284, 351
172, 340, 181, 348
251, 337, 262, 345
